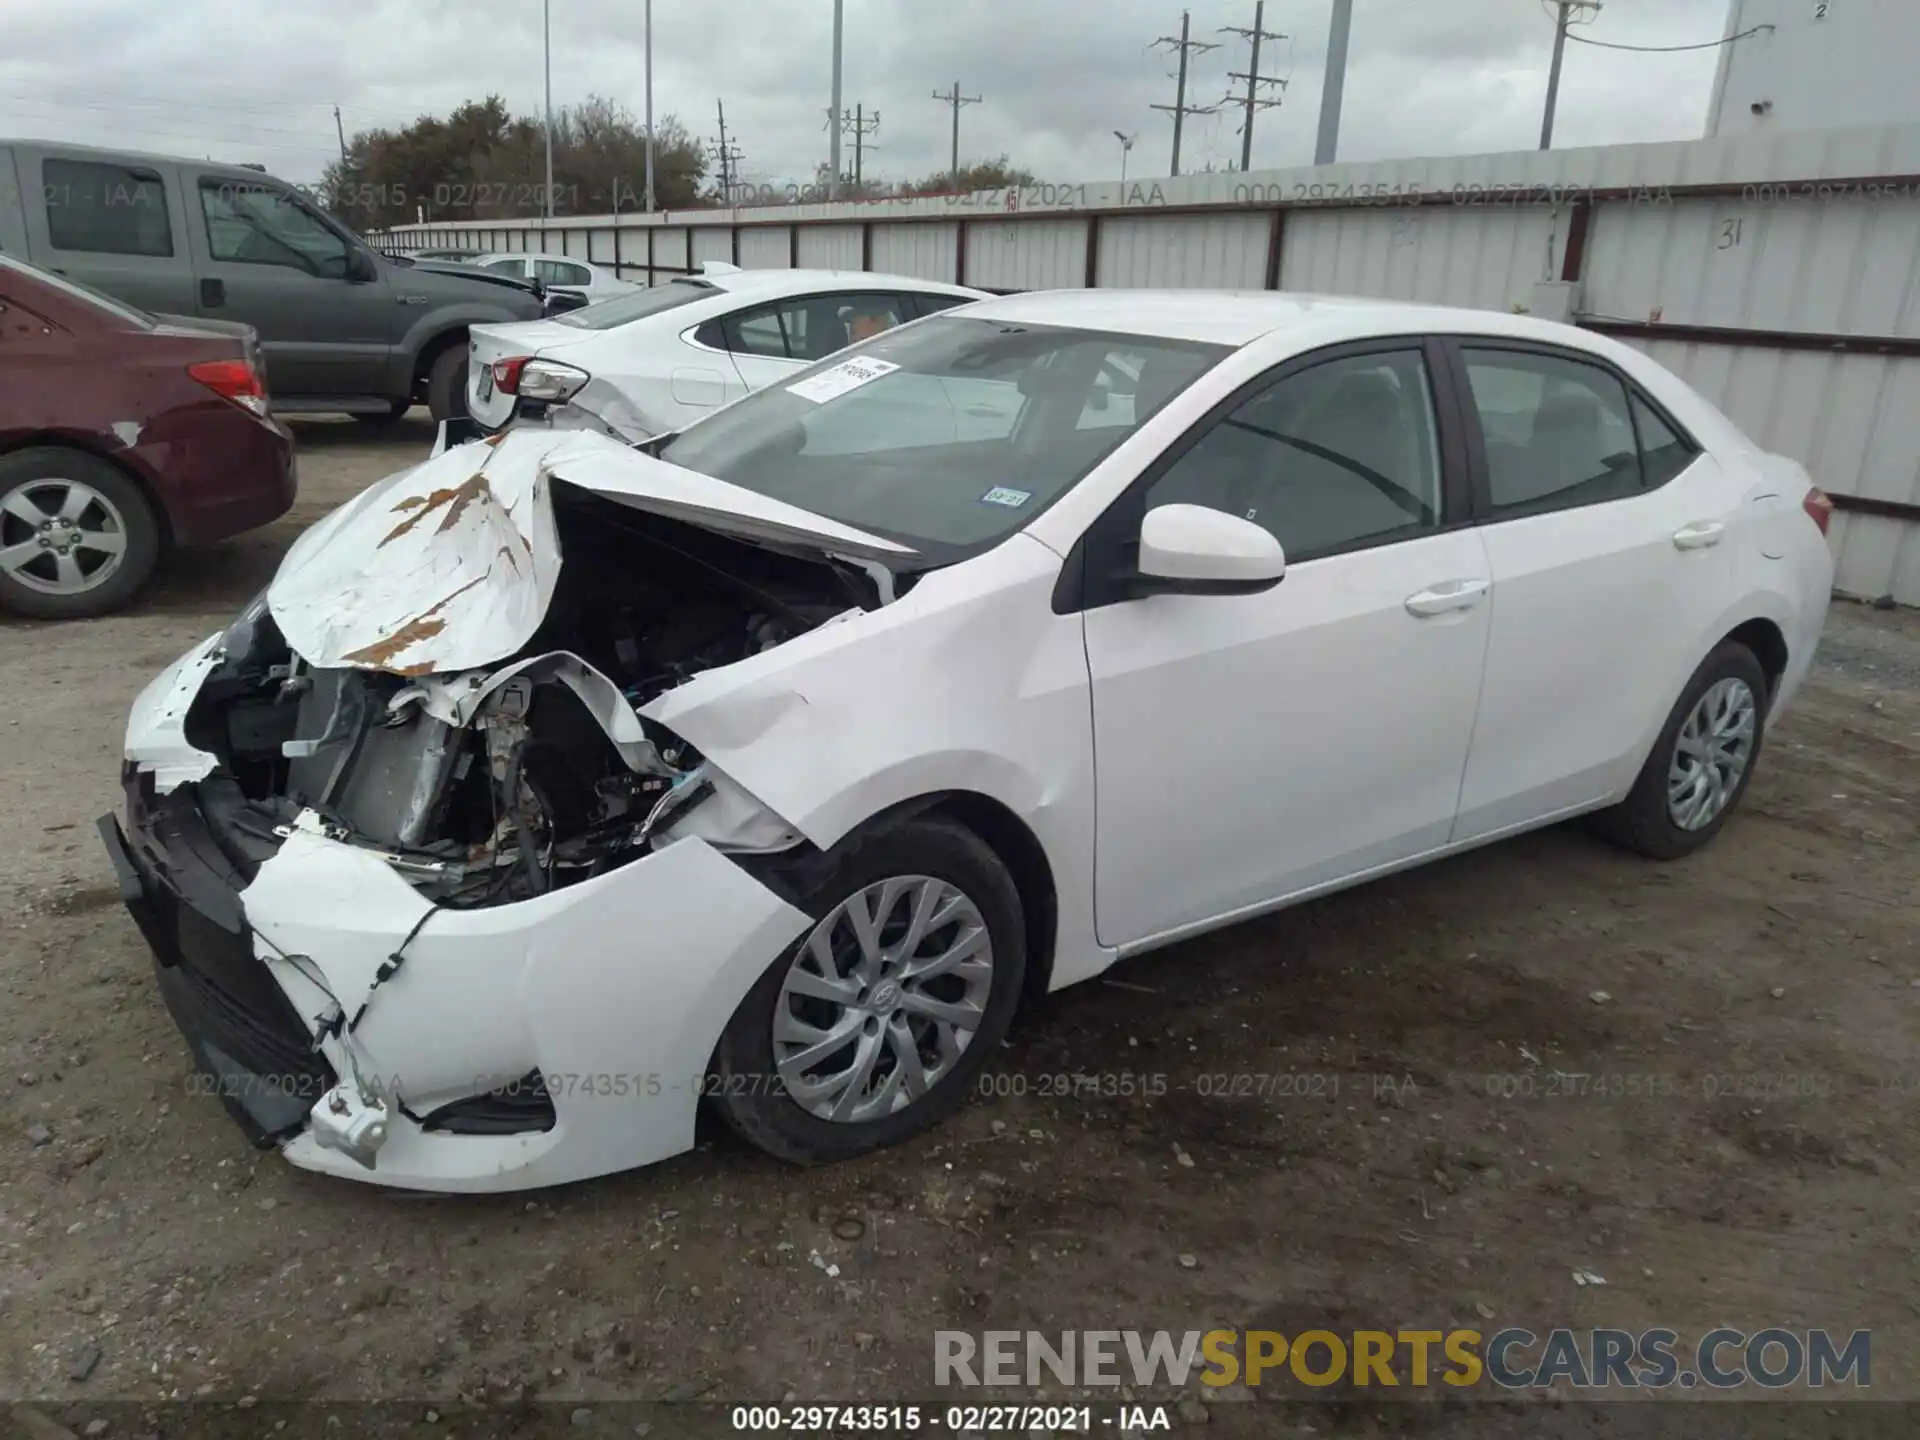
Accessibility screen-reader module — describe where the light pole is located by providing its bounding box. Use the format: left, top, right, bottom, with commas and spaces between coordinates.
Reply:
644, 0, 655, 211
1114, 130, 1136, 185
543, 0, 554, 219
1314, 0, 1354, 165
828, 0, 844, 200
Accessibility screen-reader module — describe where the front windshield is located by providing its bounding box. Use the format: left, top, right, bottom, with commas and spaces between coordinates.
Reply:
657, 316, 1226, 552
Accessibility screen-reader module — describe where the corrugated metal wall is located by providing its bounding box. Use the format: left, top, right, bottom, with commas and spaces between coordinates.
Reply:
968, 218, 1085, 290
870, 221, 958, 281
380, 120, 1920, 603
1282, 205, 1566, 313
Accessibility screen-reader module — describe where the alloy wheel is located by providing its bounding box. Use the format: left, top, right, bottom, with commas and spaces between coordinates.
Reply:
773, 875, 994, 1123
0, 478, 131, 596
1667, 676, 1757, 831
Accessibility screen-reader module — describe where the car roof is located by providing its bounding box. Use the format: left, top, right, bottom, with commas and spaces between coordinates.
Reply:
1, 137, 282, 184
957, 288, 1586, 349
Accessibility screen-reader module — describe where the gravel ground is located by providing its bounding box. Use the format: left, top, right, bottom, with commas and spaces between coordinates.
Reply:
1, 417, 1916, 1437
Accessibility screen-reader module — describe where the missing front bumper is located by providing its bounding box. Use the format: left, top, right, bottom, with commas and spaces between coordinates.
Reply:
100, 803, 335, 1146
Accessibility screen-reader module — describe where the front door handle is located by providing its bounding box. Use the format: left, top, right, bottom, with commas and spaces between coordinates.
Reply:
199, 277, 225, 308
1672, 519, 1726, 550
1404, 578, 1489, 618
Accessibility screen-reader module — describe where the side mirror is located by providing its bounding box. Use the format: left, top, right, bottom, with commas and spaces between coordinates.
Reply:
346, 248, 379, 283
1134, 504, 1286, 595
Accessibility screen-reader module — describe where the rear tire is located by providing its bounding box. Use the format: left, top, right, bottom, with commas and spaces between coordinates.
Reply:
1591, 641, 1770, 860
426, 345, 469, 423
709, 817, 1026, 1165
0, 448, 161, 618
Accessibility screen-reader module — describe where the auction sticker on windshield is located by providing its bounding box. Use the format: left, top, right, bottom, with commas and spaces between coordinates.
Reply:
787, 356, 900, 404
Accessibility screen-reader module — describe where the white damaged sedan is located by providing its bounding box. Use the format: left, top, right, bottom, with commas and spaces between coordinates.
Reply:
103, 291, 1833, 1192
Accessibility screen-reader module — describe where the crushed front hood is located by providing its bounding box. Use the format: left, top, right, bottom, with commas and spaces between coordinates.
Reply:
267, 428, 910, 676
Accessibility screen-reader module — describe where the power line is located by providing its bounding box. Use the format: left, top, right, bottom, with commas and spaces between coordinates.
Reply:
1566, 22, 1775, 52
0, 95, 340, 140
1218, 0, 1286, 173
1151, 10, 1219, 178
931, 81, 980, 190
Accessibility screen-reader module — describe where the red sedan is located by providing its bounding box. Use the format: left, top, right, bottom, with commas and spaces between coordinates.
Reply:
0, 254, 295, 617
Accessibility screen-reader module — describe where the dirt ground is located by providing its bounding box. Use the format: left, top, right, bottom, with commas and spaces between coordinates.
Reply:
1, 415, 1915, 1436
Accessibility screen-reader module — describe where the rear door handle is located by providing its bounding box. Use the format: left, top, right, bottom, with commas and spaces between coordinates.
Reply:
199, 278, 225, 308
1672, 519, 1726, 550
1404, 578, 1489, 618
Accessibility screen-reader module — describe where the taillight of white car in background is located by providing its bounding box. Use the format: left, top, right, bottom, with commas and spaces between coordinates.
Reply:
491, 356, 590, 404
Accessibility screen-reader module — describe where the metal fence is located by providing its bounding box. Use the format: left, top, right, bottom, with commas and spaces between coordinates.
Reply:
381, 121, 1920, 605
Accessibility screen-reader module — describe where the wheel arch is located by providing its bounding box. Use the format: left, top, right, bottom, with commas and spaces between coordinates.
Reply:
737, 788, 1061, 1009
0, 433, 175, 547
1721, 615, 1789, 702
410, 325, 470, 396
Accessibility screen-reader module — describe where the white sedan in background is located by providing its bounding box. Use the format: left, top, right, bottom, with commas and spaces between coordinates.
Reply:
465, 264, 986, 440
472, 251, 637, 303
109, 292, 1832, 1192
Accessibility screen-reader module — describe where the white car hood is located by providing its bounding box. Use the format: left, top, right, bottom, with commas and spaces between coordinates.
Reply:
267, 427, 911, 676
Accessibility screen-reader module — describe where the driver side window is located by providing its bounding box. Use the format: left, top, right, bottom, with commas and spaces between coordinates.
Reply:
1145, 349, 1442, 562
199, 182, 349, 277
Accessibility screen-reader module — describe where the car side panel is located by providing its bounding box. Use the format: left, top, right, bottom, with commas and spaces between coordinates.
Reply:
1452, 451, 1750, 841
645, 533, 1113, 993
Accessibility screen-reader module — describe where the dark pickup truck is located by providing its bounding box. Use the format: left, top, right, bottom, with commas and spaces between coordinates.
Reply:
0, 139, 548, 422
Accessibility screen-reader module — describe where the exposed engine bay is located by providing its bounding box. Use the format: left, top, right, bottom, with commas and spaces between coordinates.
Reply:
182, 482, 869, 907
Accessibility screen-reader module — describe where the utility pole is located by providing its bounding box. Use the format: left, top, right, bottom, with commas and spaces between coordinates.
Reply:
543, 0, 554, 218
712, 100, 743, 203
643, 0, 655, 210
332, 105, 348, 166
1540, 1, 1601, 150
931, 81, 981, 190
835, 105, 881, 188
1151, 12, 1219, 178
1220, 0, 1286, 172
828, 0, 844, 200
1541, 2, 1570, 149
1315, 0, 1353, 164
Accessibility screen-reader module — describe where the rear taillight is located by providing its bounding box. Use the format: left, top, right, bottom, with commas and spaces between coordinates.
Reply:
188, 357, 268, 417
493, 356, 588, 403
491, 356, 533, 394
1803, 486, 1833, 536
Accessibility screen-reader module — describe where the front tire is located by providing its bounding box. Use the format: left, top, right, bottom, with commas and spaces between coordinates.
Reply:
426, 345, 469, 423
0, 448, 161, 618
1592, 641, 1769, 860
710, 817, 1026, 1165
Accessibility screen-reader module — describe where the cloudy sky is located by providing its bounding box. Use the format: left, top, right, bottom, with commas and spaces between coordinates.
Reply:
1, 0, 1736, 192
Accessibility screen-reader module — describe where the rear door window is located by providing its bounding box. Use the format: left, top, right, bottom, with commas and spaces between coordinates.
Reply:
535, 259, 592, 287
1460, 347, 1643, 518
43, 159, 173, 257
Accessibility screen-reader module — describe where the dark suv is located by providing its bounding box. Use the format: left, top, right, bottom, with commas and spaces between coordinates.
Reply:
0, 140, 546, 422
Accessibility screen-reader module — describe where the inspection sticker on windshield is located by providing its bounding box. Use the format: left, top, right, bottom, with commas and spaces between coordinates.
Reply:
786, 356, 900, 404
980, 486, 1032, 508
